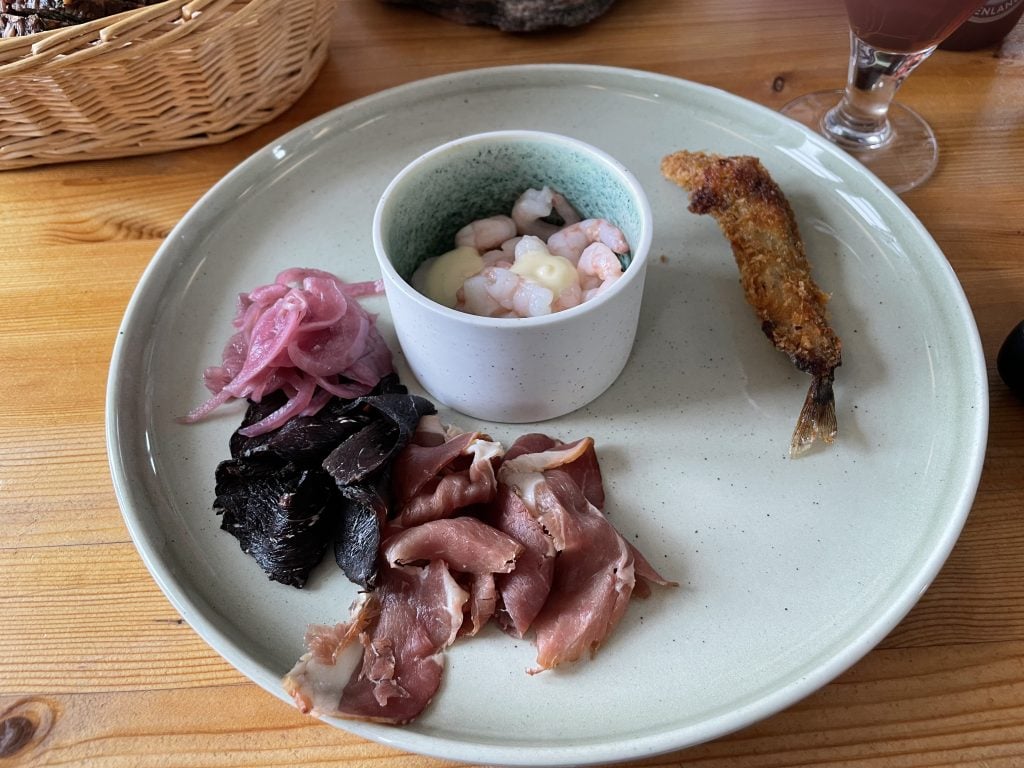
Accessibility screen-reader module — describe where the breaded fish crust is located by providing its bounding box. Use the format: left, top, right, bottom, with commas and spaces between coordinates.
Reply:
661, 150, 842, 456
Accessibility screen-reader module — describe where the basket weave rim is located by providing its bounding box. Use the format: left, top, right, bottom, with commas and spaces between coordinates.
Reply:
0, 0, 255, 72
0, 0, 338, 170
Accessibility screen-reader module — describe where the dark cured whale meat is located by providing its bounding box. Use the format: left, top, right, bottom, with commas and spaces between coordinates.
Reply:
231, 400, 364, 462
335, 484, 387, 590
213, 376, 436, 588
215, 459, 340, 588
322, 393, 436, 588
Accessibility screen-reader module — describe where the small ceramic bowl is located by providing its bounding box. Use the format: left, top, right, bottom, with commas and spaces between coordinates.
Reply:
372, 130, 652, 423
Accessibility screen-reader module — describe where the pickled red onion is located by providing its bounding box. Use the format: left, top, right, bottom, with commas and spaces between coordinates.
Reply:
181, 269, 392, 436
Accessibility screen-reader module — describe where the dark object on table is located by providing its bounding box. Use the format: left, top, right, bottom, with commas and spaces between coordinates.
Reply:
940, 0, 1024, 51
380, 0, 617, 32
997, 319, 1024, 400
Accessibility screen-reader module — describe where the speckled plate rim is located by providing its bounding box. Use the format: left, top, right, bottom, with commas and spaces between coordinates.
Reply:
106, 64, 988, 767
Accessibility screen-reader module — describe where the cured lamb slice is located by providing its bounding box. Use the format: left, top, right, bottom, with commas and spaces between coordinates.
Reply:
283, 424, 676, 724
391, 427, 503, 528
383, 516, 523, 637
284, 513, 524, 723
503, 432, 605, 510
464, 572, 498, 637
489, 434, 598, 635
284, 560, 467, 724
489, 483, 555, 638
383, 517, 522, 575
528, 471, 637, 671
495, 435, 675, 670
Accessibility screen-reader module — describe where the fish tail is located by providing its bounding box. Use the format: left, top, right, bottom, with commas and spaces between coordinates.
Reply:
790, 373, 837, 457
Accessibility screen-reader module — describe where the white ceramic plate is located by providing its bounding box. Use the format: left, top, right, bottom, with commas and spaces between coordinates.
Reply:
106, 65, 988, 767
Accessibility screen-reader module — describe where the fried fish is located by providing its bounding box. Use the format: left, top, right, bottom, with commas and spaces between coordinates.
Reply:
661, 150, 842, 457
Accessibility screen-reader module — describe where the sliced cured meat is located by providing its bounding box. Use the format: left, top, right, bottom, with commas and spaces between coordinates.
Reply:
410, 413, 448, 447
323, 420, 398, 485
284, 561, 468, 724
383, 517, 522, 575
498, 436, 594, 551
282, 425, 675, 725
334, 483, 386, 590
360, 392, 437, 439
496, 434, 675, 670
321, 390, 436, 588
490, 484, 556, 638
321, 387, 437, 486
629, 541, 677, 597
303, 617, 367, 666
392, 431, 503, 527
392, 431, 479, 504
383, 517, 521, 636
284, 595, 376, 716
229, 395, 363, 462
463, 573, 497, 637
503, 433, 605, 510
528, 471, 636, 671
214, 378, 436, 589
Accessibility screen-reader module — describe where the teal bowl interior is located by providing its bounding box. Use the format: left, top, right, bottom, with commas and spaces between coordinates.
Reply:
380, 134, 645, 282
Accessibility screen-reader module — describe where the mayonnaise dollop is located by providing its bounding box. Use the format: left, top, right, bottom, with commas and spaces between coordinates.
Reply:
411, 246, 483, 308
510, 236, 578, 295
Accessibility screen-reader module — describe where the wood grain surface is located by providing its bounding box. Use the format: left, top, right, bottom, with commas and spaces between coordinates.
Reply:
2, 0, 1023, 765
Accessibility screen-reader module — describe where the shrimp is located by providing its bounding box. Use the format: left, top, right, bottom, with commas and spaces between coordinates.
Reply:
661, 150, 842, 457
551, 193, 581, 226
511, 187, 582, 239
552, 281, 582, 312
459, 267, 521, 316
455, 215, 518, 251
577, 242, 624, 301
480, 236, 520, 268
460, 273, 503, 317
480, 267, 522, 311
458, 265, 558, 318
437, 190, 629, 318
512, 279, 557, 317
547, 218, 630, 265
512, 236, 582, 312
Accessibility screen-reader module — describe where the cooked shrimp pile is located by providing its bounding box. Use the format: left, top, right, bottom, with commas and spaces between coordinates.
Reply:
411, 187, 631, 318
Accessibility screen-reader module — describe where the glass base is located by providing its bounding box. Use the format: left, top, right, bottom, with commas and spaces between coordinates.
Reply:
780, 90, 938, 195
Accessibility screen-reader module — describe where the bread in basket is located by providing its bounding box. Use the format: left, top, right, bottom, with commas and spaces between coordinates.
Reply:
0, 0, 338, 169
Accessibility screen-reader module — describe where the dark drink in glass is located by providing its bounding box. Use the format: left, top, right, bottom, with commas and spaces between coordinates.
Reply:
781, 0, 985, 194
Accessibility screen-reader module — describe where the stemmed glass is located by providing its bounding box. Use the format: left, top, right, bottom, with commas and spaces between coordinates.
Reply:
781, 0, 985, 194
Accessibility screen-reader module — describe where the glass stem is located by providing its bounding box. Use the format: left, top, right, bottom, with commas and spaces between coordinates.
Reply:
823, 32, 934, 150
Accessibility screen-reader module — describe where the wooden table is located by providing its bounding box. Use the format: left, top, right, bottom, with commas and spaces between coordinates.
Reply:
3, 0, 1023, 765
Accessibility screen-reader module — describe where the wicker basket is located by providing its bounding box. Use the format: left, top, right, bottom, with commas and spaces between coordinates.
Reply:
0, 0, 337, 170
